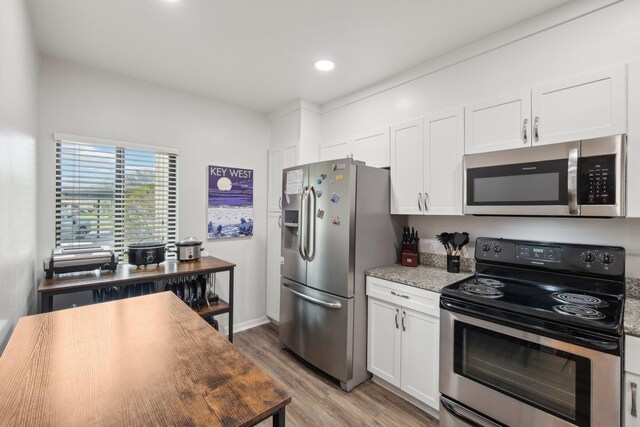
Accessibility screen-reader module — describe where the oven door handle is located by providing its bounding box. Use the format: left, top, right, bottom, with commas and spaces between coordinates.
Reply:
441, 299, 619, 352
440, 396, 501, 427
568, 147, 579, 215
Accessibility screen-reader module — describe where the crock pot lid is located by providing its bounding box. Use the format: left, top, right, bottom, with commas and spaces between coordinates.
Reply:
128, 240, 165, 248
176, 236, 203, 246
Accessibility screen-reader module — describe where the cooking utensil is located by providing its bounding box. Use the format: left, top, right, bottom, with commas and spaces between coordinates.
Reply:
127, 239, 168, 266
174, 236, 204, 262
436, 233, 453, 255
453, 232, 470, 256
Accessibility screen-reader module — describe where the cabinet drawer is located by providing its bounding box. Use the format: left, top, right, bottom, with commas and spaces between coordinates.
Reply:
366, 276, 439, 317
627, 335, 640, 374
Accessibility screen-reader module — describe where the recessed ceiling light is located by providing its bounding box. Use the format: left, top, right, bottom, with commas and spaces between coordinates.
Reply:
162, 0, 180, 3
314, 60, 335, 72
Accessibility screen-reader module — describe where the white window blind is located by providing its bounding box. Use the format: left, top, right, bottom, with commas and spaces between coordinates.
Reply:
55, 139, 177, 259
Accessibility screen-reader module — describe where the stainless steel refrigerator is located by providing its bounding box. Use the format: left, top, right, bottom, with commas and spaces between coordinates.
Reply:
279, 158, 402, 391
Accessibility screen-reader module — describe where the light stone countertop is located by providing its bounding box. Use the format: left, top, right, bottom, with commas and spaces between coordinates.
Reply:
365, 264, 473, 293
625, 297, 640, 337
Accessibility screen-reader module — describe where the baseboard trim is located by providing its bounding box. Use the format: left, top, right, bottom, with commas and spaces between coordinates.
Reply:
371, 376, 440, 420
234, 316, 271, 333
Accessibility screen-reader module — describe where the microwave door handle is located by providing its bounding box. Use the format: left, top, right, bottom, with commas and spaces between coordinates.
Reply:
568, 148, 579, 215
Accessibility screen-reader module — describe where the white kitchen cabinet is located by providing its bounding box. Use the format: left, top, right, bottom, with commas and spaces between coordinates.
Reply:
268, 144, 297, 212
390, 119, 424, 214
465, 65, 626, 155
627, 60, 640, 218
350, 127, 390, 168
366, 276, 440, 410
266, 212, 282, 322
367, 297, 402, 386
531, 65, 626, 146
464, 90, 531, 154
423, 109, 464, 215
625, 335, 640, 426
319, 140, 350, 161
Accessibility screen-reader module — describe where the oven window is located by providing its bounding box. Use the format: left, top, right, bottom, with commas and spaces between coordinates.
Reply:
467, 159, 568, 205
454, 323, 590, 426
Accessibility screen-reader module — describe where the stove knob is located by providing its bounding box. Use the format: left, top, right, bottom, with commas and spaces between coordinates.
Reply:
600, 253, 614, 264
493, 244, 502, 253
581, 251, 595, 263
481, 243, 491, 252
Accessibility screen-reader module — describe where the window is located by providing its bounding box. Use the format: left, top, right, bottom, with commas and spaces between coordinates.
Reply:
55, 135, 177, 260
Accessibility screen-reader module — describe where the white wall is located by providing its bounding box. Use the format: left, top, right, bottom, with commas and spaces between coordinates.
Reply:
37, 57, 270, 331
0, 0, 39, 352
319, 0, 640, 277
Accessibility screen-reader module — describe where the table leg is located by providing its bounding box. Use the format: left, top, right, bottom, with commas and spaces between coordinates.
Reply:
272, 407, 285, 427
41, 294, 54, 313
228, 267, 234, 343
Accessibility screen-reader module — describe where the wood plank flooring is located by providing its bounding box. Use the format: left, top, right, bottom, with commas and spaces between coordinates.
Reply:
234, 323, 438, 427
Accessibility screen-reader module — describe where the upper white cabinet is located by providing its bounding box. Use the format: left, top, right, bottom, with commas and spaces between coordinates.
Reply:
531, 65, 626, 146
390, 119, 424, 215
390, 111, 464, 215
465, 65, 627, 154
350, 127, 390, 168
627, 60, 640, 218
465, 91, 531, 154
423, 109, 464, 215
320, 127, 390, 168
268, 144, 297, 212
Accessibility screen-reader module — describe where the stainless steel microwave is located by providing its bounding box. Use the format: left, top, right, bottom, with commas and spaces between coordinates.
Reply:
463, 135, 626, 217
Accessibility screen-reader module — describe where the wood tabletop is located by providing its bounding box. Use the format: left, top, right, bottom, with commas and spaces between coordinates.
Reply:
0, 292, 290, 426
39, 256, 236, 294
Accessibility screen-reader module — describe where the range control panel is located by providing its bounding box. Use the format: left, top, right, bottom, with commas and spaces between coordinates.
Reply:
579, 155, 616, 205
476, 237, 625, 278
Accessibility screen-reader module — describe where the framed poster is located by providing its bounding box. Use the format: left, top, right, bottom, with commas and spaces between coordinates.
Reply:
207, 165, 254, 239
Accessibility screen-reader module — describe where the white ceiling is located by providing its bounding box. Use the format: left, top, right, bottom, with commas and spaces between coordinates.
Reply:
27, 0, 571, 113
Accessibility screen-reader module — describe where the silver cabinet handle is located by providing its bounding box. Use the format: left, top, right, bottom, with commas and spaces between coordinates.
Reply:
298, 187, 308, 260
283, 284, 342, 309
278, 215, 282, 229
632, 382, 638, 417
307, 186, 317, 261
424, 192, 429, 212
278, 196, 282, 209
391, 291, 409, 299
534, 116, 540, 142
417, 193, 423, 212
522, 118, 528, 144
568, 147, 579, 215
401, 310, 406, 331
395, 308, 399, 329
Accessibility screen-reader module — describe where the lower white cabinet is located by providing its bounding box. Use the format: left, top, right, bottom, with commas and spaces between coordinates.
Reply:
626, 335, 640, 426
366, 276, 440, 410
266, 212, 282, 321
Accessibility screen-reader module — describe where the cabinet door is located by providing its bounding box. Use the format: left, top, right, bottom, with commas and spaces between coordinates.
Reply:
367, 297, 402, 387
424, 109, 464, 215
390, 119, 424, 214
268, 148, 283, 212
625, 372, 640, 427
464, 91, 531, 154
320, 140, 350, 161
627, 61, 640, 218
266, 212, 282, 321
350, 127, 390, 168
531, 65, 626, 146
400, 308, 439, 410
283, 144, 297, 169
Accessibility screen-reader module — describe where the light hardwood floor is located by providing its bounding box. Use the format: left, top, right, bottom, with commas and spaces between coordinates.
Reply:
234, 323, 438, 427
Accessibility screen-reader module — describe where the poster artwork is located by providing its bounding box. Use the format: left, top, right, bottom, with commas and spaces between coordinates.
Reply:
207, 165, 253, 239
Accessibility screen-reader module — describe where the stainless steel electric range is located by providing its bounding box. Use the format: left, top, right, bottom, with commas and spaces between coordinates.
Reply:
439, 237, 625, 427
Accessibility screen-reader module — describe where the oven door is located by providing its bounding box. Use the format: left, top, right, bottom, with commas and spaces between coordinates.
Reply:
440, 309, 621, 427
464, 140, 579, 216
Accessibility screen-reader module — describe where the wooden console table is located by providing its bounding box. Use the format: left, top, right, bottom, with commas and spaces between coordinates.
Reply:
38, 256, 237, 341
0, 292, 290, 426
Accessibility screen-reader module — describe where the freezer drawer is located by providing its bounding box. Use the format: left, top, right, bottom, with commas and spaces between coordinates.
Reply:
279, 278, 353, 382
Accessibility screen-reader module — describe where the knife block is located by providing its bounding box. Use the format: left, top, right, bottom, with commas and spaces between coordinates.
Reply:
401, 251, 418, 267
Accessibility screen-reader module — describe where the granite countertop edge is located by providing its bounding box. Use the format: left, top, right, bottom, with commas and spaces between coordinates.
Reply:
366, 263, 640, 339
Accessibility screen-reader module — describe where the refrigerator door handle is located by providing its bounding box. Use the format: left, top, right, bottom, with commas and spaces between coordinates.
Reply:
307, 186, 317, 261
298, 187, 308, 260
283, 284, 342, 309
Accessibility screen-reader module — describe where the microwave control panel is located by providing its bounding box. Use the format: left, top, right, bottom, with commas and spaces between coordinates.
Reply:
579, 155, 616, 205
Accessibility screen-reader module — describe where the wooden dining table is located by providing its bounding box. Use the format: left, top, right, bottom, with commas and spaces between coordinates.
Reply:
0, 292, 291, 426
